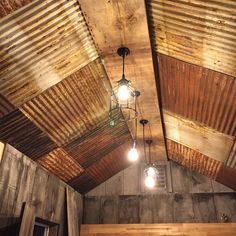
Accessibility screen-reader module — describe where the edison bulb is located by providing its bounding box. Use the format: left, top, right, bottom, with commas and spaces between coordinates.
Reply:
147, 166, 157, 177
128, 148, 139, 162
117, 85, 129, 101
145, 175, 155, 188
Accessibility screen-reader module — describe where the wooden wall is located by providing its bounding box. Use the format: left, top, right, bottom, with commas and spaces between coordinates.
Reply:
0, 143, 83, 236
84, 162, 236, 224
81, 223, 236, 236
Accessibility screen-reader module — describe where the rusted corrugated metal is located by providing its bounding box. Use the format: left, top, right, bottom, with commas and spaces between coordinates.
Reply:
68, 172, 98, 194
21, 60, 110, 146
37, 148, 84, 182
0, 94, 15, 118
0, 0, 97, 107
159, 54, 236, 137
0, 0, 35, 18
148, 0, 236, 77
86, 142, 131, 184
226, 141, 236, 169
64, 112, 132, 168
0, 109, 57, 159
167, 139, 222, 179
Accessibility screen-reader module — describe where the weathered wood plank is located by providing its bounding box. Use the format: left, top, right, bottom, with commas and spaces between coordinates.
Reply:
66, 187, 79, 236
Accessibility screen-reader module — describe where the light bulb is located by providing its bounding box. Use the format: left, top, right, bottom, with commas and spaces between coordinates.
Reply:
147, 166, 157, 177
117, 84, 129, 101
128, 147, 139, 162
145, 175, 155, 188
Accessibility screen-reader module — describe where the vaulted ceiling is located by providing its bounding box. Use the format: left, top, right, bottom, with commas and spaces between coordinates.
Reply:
0, 0, 235, 193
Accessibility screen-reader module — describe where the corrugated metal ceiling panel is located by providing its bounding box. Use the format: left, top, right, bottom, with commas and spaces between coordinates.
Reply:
0, 109, 57, 159
158, 54, 236, 137
148, 0, 236, 77
64, 112, 132, 168
167, 139, 222, 179
0, 0, 98, 107
21, 60, 110, 146
37, 148, 84, 182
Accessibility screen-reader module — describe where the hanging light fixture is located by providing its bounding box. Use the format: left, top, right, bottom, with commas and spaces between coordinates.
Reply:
144, 140, 158, 189
127, 117, 139, 162
140, 119, 158, 189
109, 47, 140, 124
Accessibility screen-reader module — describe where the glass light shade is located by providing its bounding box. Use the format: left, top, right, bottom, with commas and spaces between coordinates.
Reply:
146, 166, 158, 177
128, 147, 139, 162
117, 84, 130, 101
144, 175, 155, 188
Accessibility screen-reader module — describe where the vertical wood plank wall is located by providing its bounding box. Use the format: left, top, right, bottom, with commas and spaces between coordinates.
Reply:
0, 144, 83, 236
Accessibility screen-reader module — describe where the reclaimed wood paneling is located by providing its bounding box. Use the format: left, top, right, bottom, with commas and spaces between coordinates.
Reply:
36, 148, 84, 183
18, 203, 35, 236
158, 54, 236, 137
66, 187, 79, 236
0, 0, 97, 107
79, 0, 167, 162
164, 111, 234, 163
21, 60, 110, 146
0, 144, 83, 236
148, 0, 236, 77
81, 223, 236, 235
0, 110, 57, 160
167, 139, 222, 179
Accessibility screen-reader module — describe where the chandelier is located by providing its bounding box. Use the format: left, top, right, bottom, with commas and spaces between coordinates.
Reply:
140, 119, 158, 189
109, 47, 140, 125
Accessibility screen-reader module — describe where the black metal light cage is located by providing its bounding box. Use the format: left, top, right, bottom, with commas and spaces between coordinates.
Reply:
109, 47, 140, 122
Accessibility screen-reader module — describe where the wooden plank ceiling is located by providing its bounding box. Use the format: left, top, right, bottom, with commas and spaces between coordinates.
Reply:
147, 0, 236, 189
0, 0, 166, 193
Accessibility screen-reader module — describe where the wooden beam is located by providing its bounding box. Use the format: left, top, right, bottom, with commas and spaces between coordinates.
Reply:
81, 223, 236, 236
164, 110, 234, 163
79, 0, 167, 162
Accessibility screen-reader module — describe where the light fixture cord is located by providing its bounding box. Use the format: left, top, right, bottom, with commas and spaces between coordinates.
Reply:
134, 117, 137, 146
148, 142, 151, 164
143, 123, 147, 163
122, 54, 125, 76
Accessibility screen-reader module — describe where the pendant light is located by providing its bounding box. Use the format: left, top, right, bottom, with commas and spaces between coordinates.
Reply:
127, 117, 139, 162
140, 119, 158, 189
109, 47, 140, 124
144, 140, 158, 189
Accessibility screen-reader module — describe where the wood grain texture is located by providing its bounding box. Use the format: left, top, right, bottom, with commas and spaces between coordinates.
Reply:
167, 139, 222, 179
36, 148, 84, 182
158, 54, 236, 137
148, 0, 236, 77
66, 187, 79, 236
164, 111, 234, 163
21, 59, 110, 146
81, 223, 236, 236
79, 0, 167, 162
0, 0, 98, 107
0, 109, 57, 160
0, 144, 83, 236
18, 203, 35, 236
